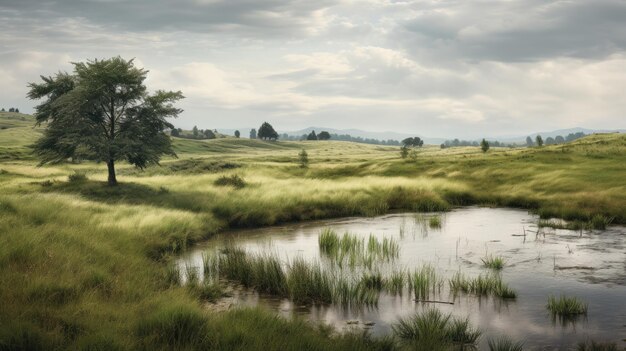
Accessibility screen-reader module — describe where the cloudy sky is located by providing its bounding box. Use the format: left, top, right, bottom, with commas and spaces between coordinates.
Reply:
1, 0, 625, 138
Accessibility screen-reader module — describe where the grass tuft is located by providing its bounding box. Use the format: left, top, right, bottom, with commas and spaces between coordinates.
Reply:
547, 295, 588, 316
481, 255, 506, 270
487, 336, 525, 351
214, 174, 246, 188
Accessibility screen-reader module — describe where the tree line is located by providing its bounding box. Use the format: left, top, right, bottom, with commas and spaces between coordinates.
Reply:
1, 107, 20, 113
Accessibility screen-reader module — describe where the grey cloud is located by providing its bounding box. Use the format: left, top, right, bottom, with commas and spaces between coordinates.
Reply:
0, 0, 336, 37
398, 0, 626, 62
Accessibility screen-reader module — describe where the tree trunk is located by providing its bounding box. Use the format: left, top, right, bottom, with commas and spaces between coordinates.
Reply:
107, 159, 117, 186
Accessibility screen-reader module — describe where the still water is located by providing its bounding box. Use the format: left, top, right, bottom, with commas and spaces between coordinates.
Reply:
179, 207, 626, 350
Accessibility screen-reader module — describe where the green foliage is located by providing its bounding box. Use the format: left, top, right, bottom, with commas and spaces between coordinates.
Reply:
488, 336, 525, 351
234, 130, 240, 138
536, 135, 544, 147
27, 57, 183, 185
577, 340, 619, 351
318, 131, 331, 140
68, 171, 88, 183
400, 146, 408, 159
298, 149, 309, 168
392, 308, 481, 349
481, 255, 505, 270
401, 137, 424, 147
307, 130, 318, 140
428, 215, 441, 228
258, 122, 278, 140
547, 295, 588, 316
481, 138, 490, 153
214, 174, 246, 188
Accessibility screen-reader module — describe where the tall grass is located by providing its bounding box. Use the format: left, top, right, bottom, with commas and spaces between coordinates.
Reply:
409, 265, 441, 300
449, 272, 516, 299
481, 255, 505, 270
487, 336, 525, 351
392, 308, 481, 349
318, 229, 399, 268
547, 295, 588, 316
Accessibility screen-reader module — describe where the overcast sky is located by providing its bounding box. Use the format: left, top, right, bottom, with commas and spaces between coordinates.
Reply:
1, 0, 625, 138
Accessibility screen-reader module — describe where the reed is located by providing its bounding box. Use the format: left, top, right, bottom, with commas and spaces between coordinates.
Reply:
482, 255, 506, 270
287, 257, 333, 304
487, 336, 525, 351
409, 265, 440, 300
547, 295, 588, 316
450, 272, 516, 299
385, 269, 407, 295
392, 308, 481, 348
429, 215, 442, 229
577, 340, 618, 351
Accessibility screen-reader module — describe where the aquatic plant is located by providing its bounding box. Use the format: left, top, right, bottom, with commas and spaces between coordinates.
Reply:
577, 340, 618, 351
392, 308, 481, 348
487, 336, 525, 351
409, 265, 440, 300
481, 255, 505, 270
428, 215, 442, 228
547, 295, 588, 316
385, 269, 407, 295
449, 272, 516, 299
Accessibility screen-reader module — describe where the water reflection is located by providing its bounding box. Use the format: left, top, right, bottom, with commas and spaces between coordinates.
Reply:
179, 207, 626, 350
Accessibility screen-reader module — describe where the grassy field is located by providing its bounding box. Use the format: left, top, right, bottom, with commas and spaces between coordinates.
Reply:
1, 111, 624, 350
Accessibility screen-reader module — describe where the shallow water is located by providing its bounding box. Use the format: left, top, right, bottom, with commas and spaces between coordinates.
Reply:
179, 207, 626, 350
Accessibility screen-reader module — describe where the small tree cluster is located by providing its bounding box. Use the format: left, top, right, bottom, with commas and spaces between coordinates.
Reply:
4, 107, 20, 113
402, 137, 424, 147
307, 130, 318, 140
258, 122, 278, 140
249, 128, 257, 139
480, 139, 490, 153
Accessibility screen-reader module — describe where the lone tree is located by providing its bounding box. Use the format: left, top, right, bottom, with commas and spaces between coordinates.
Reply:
400, 145, 409, 159
170, 128, 180, 137
258, 122, 278, 140
318, 131, 331, 140
402, 137, 424, 147
535, 135, 543, 147
234, 130, 240, 138
27, 57, 183, 185
204, 129, 216, 139
307, 130, 318, 140
480, 138, 490, 153
249, 128, 257, 139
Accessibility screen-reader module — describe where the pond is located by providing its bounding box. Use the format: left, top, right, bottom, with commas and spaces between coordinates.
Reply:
178, 207, 626, 350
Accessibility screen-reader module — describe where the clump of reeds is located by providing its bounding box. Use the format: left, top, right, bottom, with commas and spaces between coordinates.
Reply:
449, 272, 516, 299
385, 269, 407, 295
546, 295, 588, 316
481, 255, 505, 270
408, 265, 441, 300
165, 264, 181, 286
487, 336, 524, 351
318, 229, 399, 268
429, 215, 442, 229
577, 340, 618, 351
392, 308, 481, 349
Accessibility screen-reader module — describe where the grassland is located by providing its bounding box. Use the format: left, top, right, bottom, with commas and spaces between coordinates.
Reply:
1, 111, 625, 350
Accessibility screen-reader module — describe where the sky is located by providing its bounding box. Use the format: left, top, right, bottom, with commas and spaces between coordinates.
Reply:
1, 0, 625, 139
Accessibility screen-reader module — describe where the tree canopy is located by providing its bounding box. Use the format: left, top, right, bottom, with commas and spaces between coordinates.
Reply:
27, 57, 183, 185
402, 137, 424, 147
480, 138, 490, 153
234, 130, 240, 138
318, 131, 331, 140
258, 122, 278, 140
307, 130, 318, 140
249, 128, 257, 139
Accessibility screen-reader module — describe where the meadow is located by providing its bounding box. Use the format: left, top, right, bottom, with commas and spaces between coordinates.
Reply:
0, 111, 625, 350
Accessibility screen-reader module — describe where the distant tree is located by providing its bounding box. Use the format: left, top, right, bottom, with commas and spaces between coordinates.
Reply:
555, 135, 565, 144
249, 128, 257, 139
526, 136, 534, 147
234, 130, 240, 138
400, 146, 409, 159
192, 126, 199, 137
0, 108, 4, 112
566, 132, 585, 142
298, 149, 309, 168
258, 122, 278, 140
318, 131, 331, 140
15, 108, 19, 113
545, 136, 555, 145
307, 130, 318, 140
452, 138, 460, 147
8, 107, 14, 112
402, 137, 424, 147
170, 128, 180, 137
27, 57, 183, 185
480, 138, 490, 153
535, 135, 543, 147
440, 143, 446, 149
204, 129, 216, 139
